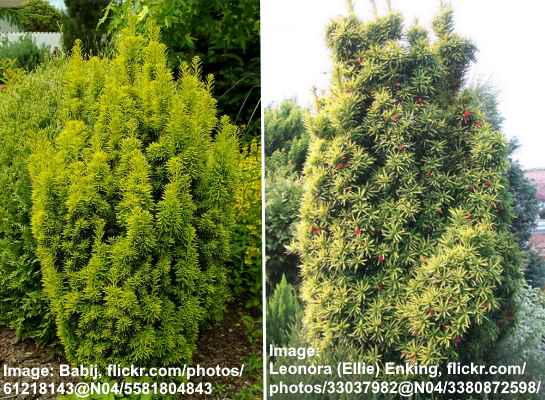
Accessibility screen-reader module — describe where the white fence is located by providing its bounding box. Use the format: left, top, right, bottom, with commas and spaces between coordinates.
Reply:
535, 220, 545, 233
0, 32, 62, 52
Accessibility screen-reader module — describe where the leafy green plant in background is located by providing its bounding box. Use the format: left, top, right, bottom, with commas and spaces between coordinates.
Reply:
29, 25, 240, 367
62, 0, 111, 55
0, 35, 50, 71
0, 60, 66, 343
295, 6, 522, 364
102, 0, 260, 144
267, 275, 302, 347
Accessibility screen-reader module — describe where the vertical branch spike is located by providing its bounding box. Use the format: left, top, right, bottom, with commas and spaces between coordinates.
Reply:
386, 0, 392, 12
370, 0, 378, 17
346, 0, 354, 14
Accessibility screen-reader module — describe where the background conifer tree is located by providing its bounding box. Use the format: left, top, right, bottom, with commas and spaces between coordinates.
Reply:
29, 25, 239, 367
62, 0, 110, 55
295, 6, 522, 364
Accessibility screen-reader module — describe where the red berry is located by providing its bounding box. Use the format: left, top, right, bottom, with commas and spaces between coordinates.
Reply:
378, 255, 385, 263
484, 180, 492, 188
454, 336, 462, 348
354, 227, 363, 237
463, 110, 472, 124
310, 226, 321, 235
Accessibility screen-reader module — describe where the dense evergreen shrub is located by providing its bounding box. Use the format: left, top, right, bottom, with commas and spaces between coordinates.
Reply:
0, 58, 22, 84
0, 61, 66, 343
267, 275, 302, 347
295, 8, 522, 364
29, 26, 240, 366
230, 140, 262, 309
0, 0, 62, 33
17, 0, 62, 32
103, 0, 260, 144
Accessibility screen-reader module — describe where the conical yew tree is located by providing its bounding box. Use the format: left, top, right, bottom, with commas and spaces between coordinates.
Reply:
29, 25, 239, 366
295, 7, 521, 364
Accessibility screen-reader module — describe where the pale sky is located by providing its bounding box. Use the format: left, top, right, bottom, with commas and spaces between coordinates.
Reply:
262, 0, 545, 169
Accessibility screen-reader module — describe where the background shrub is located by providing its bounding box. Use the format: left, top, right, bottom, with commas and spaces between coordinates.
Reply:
0, 0, 62, 33
266, 275, 301, 347
265, 162, 303, 290
0, 60, 66, 343
487, 286, 545, 398
29, 26, 240, 367
264, 100, 308, 172
0, 35, 50, 72
16, 0, 62, 32
264, 100, 309, 290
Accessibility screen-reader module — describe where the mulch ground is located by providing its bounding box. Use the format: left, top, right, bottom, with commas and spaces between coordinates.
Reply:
0, 304, 262, 400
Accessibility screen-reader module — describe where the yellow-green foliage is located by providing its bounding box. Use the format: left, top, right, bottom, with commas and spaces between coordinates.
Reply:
231, 140, 262, 308
29, 26, 239, 367
0, 60, 65, 343
296, 8, 521, 365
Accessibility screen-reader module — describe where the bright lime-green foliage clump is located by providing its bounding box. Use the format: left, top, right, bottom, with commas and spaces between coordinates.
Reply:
29, 26, 239, 367
0, 61, 65, 343
231, 140, 262, 309
295, 8, 522, 364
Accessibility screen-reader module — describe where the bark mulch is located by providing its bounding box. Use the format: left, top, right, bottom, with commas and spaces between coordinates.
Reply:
0, 305, 262, 400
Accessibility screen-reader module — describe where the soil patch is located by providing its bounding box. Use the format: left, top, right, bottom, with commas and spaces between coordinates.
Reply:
0, 304, 262, 399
